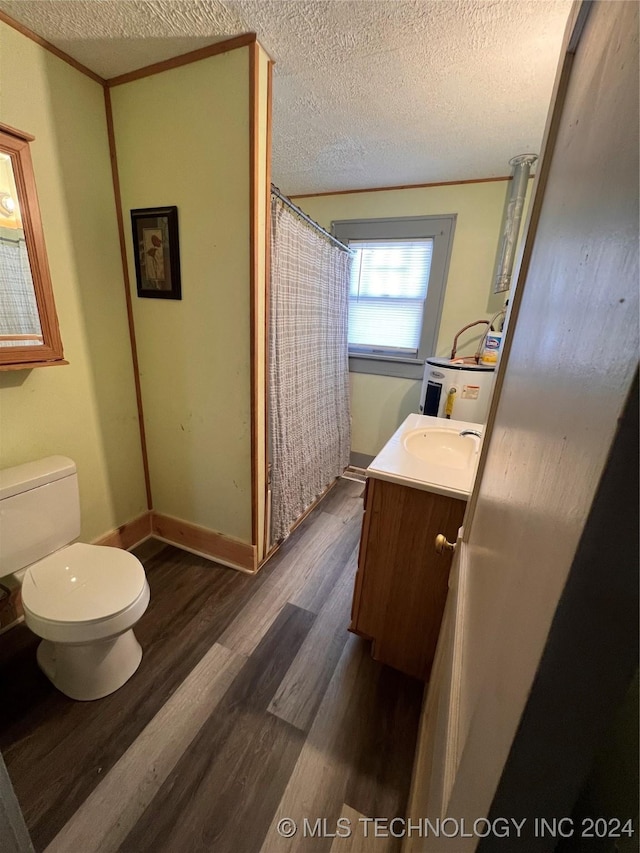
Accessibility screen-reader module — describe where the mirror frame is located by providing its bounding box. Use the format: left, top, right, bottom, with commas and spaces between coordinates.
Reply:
0, 123, 65, 370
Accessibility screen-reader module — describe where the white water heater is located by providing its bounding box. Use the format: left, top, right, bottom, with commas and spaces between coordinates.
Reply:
419, 358, 496, 424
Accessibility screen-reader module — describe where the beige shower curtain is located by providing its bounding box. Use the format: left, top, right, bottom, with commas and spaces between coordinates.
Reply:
269, 195, 352, 542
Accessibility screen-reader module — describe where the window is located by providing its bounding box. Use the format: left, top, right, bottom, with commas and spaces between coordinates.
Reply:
348, 239, 433, 357
333, 216, 455, 379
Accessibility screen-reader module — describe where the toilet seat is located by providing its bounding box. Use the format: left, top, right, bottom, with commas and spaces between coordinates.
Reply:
22, 543, 150, 644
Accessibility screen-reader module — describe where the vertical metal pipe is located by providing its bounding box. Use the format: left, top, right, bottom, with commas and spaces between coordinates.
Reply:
494, 154, 538, 293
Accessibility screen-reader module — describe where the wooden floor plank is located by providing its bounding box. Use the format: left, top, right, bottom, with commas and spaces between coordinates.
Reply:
261, 634, 376, 853
320, 479, 365, 521
219, 511, 353, 656
289, 516, 361, 615
263, 629, 423, 853
130, 537, 170, 563
121, 603, 314, 853
45, 643, 244, 853
269, 543, 359, 732
328, 804, 400, 853
345, 665, 424, 824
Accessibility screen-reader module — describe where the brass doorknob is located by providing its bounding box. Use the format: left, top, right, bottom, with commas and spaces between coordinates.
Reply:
435, 534, 456, 555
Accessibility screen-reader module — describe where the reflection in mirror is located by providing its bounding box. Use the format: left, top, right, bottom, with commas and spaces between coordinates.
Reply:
0, 124, 64, 369
0, 152, 43, 347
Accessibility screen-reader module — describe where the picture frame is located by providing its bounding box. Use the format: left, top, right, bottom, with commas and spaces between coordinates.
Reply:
130, 206, 182, 299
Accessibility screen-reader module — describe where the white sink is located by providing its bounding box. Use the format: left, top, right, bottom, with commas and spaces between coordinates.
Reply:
403, 427, 481, 470
367, 414, 484, 500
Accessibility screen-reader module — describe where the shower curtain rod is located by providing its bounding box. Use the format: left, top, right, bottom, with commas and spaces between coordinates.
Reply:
270, 184, 353, 254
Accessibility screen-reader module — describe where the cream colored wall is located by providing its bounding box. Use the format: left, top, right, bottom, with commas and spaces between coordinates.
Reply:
110, 48, 253, 543
293, 181, 532, 456
348, 374, 422, 460
0, 22, 148, 541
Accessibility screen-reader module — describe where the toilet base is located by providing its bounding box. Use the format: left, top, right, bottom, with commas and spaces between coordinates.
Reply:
37, 629, 143, 701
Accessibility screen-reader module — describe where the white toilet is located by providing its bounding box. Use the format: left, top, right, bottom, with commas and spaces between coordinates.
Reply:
0, 456, 150, 701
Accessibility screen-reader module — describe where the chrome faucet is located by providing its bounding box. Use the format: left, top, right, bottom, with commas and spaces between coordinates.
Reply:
460, 429, 482, 439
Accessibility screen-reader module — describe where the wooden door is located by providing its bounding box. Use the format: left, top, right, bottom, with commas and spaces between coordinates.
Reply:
405, 2, 639, 849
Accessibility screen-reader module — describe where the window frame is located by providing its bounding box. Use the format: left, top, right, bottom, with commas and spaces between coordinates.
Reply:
0, 123, 65, 370
333, 215, 456, 380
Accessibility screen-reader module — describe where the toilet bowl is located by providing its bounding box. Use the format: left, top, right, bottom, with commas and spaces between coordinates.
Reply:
21, 543, 150, 701
0, 456, 150, 701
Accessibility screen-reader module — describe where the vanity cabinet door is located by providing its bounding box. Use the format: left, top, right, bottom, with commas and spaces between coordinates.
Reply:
350, 477, 465, 680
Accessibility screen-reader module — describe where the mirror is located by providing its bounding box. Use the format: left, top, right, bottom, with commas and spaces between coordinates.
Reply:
0, 124, 64, 369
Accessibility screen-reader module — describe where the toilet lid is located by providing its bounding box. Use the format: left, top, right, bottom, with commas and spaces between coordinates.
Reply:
21, 543, 147, 623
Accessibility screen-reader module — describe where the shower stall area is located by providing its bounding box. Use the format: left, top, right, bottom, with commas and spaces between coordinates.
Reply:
267, 187, 353, 547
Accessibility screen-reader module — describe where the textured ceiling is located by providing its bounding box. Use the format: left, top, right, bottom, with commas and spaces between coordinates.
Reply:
0, 0, 572, 195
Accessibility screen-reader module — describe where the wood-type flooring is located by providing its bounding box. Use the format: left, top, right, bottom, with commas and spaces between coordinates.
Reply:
0, 479, 423, 852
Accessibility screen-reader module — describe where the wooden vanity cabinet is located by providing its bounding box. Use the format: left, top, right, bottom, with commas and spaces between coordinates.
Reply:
350, 476, 466, 681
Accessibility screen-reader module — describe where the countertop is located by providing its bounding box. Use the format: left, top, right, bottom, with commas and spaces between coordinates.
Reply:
366, 413, 484, 500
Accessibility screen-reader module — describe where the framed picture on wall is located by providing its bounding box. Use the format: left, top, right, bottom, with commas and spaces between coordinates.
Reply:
131, 206, 182, 299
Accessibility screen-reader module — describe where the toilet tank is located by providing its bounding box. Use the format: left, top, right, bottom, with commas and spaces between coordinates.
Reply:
0, 457, 81, 576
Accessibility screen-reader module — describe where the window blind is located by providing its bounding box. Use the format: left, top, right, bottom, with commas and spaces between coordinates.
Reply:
348, 238, 433, 356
